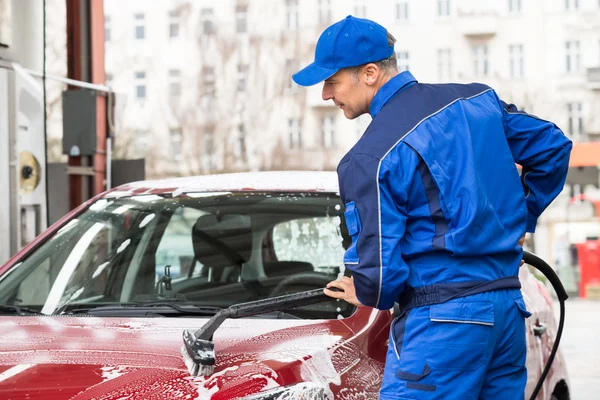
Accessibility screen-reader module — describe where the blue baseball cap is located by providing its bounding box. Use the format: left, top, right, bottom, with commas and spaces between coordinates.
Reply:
292, 15, 394, 87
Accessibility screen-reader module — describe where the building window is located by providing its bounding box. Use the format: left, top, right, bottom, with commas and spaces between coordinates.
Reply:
567, 102, 584, 138
168, 69, 181, 97
200, 8, 214, 35
236, 4, 248, 34
105, 16, 111, 42
318, 0, 331, 25
565, 0, 579, 11
508, 0, 521, 13
203, 131, 216, 171
135, 13, 145, 40
437, 48, 452, 82
170, 128, 183, 162
135, 71, 146, 100
397, 0, 409, 21
472, 44, 488, 77
509, 44, 524, 78
135, 130, 149, 157
237, 64, 248, 92
322, 115, 335, 149
288, 118, 302, 149
396, 51, 409, 72
201, 66, 216, 105
286, 59, 298, 92
354, 0, 367, 18
566, 40, 581, 73
287, 0, 299, 30
237, 124, 247, 160
169, 10, 180, 38
437, 0, 450, 16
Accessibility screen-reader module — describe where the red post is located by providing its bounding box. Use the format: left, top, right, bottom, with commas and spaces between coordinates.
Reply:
65, 0, 106, 209
90, 0, 106, 196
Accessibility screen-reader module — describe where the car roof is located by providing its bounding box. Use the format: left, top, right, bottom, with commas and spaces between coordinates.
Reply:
104, 171, 340, 198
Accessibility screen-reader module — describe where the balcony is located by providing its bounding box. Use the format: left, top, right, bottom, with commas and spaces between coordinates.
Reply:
587, 67, 600, 90
457, 11, 498, 37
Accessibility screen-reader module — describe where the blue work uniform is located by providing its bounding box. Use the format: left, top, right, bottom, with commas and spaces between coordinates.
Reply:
337, 71, 572, 399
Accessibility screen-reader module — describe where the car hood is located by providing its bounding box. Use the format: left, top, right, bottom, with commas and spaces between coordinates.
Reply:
0, 315, 364, 399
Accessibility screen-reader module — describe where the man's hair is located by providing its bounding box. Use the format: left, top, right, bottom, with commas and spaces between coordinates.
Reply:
347, 31, 398, 78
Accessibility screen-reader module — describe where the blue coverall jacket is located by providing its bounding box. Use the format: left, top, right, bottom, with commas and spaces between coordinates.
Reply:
337, 71, 572, 399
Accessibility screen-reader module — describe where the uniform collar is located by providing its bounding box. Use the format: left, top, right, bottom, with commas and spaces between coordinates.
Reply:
369, 71, 418, 118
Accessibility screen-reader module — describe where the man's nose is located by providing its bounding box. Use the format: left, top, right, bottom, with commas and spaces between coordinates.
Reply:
322, 83, 333, 101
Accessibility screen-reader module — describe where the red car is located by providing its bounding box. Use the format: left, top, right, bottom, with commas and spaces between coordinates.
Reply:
0, 172, 570, 399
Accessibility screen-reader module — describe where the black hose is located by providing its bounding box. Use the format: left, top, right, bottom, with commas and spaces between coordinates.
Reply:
523, 251, 568, 400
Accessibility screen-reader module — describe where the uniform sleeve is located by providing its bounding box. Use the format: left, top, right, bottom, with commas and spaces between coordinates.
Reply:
337, 152, 414, 310
497, 97, 572, 232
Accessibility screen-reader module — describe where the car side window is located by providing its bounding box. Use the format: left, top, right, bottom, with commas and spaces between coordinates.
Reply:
155, 207, 205, 282
271, 216, 345, 274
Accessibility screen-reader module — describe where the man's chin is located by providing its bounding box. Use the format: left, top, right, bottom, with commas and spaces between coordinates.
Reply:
343, 110, 363, 120
342, 109, 358, 120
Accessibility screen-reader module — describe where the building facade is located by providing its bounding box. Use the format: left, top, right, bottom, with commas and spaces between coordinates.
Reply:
102, 0, 600, 179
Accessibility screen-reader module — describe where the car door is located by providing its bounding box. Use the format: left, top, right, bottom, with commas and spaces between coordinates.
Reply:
520, 264, 554, 396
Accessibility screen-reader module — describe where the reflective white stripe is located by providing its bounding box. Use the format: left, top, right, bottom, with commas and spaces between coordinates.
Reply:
375, 88, 494, 309
430, 318, 493, 326
391, 322, 401, 360
0, 364, 35, 383
505, 109, 554, 124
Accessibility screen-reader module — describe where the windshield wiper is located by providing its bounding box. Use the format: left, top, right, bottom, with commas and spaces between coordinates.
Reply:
0, 305, 46, 316
68, 302, 223, 317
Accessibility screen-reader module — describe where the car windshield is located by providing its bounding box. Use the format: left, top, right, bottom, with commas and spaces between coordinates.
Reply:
0, 191, 352, 319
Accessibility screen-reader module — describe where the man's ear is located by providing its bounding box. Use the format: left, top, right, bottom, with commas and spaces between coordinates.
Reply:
362, 63, 379, 86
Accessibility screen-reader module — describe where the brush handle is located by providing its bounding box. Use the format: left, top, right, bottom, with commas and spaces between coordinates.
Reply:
229, 287, 340, 318
194, 287, 341, 340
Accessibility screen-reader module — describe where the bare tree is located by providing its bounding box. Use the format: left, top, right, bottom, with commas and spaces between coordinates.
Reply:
150, 3, 316, 178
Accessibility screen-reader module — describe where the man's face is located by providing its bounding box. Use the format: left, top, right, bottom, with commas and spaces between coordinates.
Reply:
321, 69, 368, 120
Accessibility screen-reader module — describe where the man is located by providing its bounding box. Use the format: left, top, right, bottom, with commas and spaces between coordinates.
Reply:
292, 16, 572, 400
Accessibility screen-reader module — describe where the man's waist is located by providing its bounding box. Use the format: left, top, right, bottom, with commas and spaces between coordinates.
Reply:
397, 277, 521, 312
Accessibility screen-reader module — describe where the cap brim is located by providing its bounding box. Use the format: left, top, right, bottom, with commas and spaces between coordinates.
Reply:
292, 63, 338, 87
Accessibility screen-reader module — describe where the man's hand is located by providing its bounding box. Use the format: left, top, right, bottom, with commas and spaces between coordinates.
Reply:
324, 276, 363, 307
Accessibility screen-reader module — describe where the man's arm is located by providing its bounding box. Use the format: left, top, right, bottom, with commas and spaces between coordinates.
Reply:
496, 96, 572, 232
328, 151, 416, 310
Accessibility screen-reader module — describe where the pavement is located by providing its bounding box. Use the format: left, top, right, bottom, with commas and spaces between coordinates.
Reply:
554, 298, 600, 400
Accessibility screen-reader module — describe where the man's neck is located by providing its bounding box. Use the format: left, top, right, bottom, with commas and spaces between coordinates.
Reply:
370, 70, 399, 104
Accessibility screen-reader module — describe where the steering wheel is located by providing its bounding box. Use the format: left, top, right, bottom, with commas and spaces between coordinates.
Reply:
269, 272, 333, 297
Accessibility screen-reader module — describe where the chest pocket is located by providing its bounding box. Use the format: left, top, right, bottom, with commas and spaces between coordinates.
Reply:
343, 201, 361, 265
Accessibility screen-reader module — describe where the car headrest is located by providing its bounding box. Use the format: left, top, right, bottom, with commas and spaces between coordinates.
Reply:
263, 261, 314, 277
192, 213, 252, 271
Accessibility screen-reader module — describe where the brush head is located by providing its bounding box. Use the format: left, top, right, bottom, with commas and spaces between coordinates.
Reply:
181, 329, 216, 377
